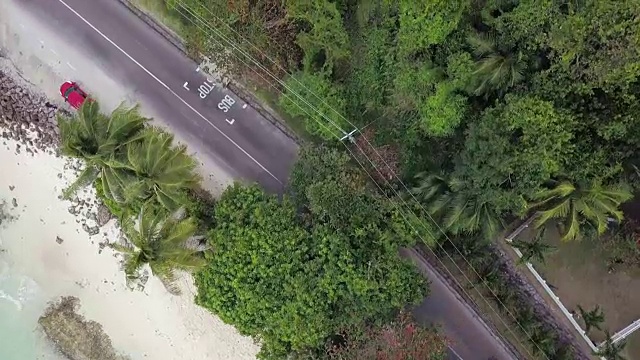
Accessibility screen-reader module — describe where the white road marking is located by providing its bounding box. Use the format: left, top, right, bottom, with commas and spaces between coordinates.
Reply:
449, 346, 464, 360
226, 118, 235, 125
183, 81, 189, 90
195, 66, 200, 72
242, 104, 247, 109
54, 0, 283, 185
66, 62, 76, 70
49, 48, 58, 55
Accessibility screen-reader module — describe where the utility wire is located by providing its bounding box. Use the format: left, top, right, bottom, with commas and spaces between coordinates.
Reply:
171, 2, 549, 358
174, 2, 545, 357
171, 5, 343, 142
174, 1, 354, 137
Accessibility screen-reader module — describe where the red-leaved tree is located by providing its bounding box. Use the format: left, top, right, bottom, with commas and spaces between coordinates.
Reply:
327, 311, 449, 360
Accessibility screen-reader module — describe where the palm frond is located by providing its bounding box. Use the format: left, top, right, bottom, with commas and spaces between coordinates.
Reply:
535, 198, 571, 228
62, 165, 100, 199
561, 206, 581, 241
467, 31, 497, 58
412, 173, 448, 203
531, 181, 575, 205
160, 217, 197, 248
106, 103, 149, 145
444, 197, 471, 234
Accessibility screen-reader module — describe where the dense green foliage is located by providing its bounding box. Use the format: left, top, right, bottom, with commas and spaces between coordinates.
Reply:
63, 98, 432, 359
166, 2, 640, 357
195, 147, 427, 359
58, 102, 148, 201
59, 101, 213, 290
106, 0, 640, 358
58, 103, 200, 212
174, 0, 640, 238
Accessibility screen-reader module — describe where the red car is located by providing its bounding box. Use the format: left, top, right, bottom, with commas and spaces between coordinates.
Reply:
59, 81, 90, 109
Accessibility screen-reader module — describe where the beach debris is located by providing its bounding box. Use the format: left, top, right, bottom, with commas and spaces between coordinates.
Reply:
8, 185, 14, 191
56, 236, 64, 244
11, 198, 17, 207
38, 296, 130, 360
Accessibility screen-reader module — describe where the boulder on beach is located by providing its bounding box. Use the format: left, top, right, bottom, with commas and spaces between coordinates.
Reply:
38, 296, 129, 360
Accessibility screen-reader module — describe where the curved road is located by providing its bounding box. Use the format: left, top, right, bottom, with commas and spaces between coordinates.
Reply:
3, 1, 516, 359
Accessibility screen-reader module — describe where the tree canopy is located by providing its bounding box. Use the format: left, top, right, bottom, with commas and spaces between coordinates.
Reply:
137, 0, 640, 358
195, 147, 427, 359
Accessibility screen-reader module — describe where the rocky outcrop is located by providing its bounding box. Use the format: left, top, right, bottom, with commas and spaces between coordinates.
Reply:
38, 296, 129, 360
0, 63, 115, 241
0, 67, 68, 152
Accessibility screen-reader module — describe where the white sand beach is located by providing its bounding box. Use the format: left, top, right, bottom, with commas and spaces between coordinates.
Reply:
0, 1, 258, 358
0, 133, 259, 360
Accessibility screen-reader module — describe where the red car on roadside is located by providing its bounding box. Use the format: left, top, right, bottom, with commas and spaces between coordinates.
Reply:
59, 81, 90, 109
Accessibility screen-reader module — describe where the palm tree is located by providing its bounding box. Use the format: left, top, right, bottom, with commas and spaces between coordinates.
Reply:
58, 102, 148, 200
466, 31, 526, 96
594, 331, 627, 360
530, 181, 633, 241
123, 128, 201, 210
511, 227, 556, 265
412, 172, 504, 240
577, 305, 605, 334
113, 204, 205, 294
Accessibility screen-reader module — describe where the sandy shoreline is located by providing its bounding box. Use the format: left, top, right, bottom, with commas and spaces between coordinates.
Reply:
0, 1, 258, 358
0, 132, 259, 359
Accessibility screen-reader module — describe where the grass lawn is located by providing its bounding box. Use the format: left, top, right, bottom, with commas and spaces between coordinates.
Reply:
516, 224, 640, 351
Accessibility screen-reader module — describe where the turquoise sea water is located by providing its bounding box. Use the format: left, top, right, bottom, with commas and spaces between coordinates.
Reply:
0, 238, 64, 360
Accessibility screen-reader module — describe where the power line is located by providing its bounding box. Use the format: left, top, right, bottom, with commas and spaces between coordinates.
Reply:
171, 4, 343, 142
175, 2, 355, 138
170, 2, 550, 358
173, 3, 546, 357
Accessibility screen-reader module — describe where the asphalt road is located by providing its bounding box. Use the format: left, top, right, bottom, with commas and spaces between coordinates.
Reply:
403, 249, 516, 360
13, 1, 517, 359
17, 0, 298, 193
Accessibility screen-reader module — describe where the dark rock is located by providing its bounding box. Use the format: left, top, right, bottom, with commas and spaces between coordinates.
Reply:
96, 204, 112, 227
56, 236, 64, 244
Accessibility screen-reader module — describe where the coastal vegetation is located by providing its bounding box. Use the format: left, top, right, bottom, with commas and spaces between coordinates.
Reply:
134, 0, 640, 358
58, 104, 442, 359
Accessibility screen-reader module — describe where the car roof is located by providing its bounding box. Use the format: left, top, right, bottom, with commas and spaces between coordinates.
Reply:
67, 90, 86, 108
